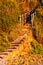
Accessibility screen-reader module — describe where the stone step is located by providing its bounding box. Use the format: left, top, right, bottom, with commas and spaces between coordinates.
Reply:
7, 49, 13, 52
0, 53, 8, 55
20, 39, 24, 42
9, 47, 16, 49
2, 51, 11, 55
11, 44, 19, 46
10, 45, 19, 49
11, 41, 21, 44
0, 55, 7, 59
11, 43, 20, 45
0, 56, 3, 59
11, 37, 26, 44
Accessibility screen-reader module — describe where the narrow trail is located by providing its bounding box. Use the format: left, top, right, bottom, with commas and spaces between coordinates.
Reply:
0, 24, 43, 65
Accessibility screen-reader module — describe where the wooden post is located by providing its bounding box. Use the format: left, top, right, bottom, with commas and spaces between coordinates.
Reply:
31, 13, 35, 27
25, 13, 27, 24
19, 15, 22, 27
22, 14, 24, 24
22, 14, 26, 25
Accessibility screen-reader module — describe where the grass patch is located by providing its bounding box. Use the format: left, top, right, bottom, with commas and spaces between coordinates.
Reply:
0, 33, 10, 52
30, 40, 43, 54
0, 43, 10, 52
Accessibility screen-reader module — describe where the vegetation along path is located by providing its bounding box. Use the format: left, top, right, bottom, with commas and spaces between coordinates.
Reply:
0, 24, 43, 65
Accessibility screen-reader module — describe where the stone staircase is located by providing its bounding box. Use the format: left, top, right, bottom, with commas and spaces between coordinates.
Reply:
0, 34, 27, 64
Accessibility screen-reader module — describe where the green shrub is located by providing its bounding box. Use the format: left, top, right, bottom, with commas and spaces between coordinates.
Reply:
30, 41, 43, 54
0, 43, 10, 52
